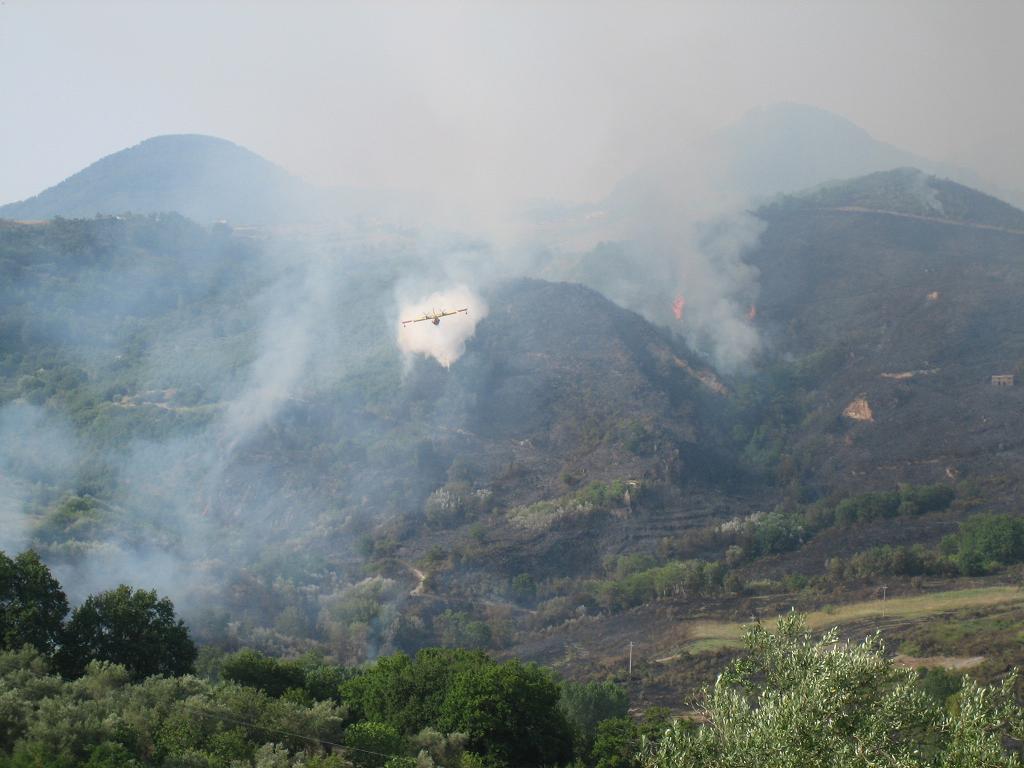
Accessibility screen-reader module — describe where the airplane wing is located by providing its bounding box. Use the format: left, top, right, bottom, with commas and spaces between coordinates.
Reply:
401, 308, 469, 326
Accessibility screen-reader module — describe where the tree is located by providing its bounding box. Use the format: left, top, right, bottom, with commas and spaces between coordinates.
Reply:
898, 484, 954, 516
590, 717, 641, 768
559, 679, 629, 746
437, 658, 574, 766
954, 514, 1024, 575
641, 613, 1024, 768
344, 721, 407, 768
0, 550, 69, 656
221, 649, 306, 697
342, 649, 575, 766
57, 585, 196, 680
434, 610, 492, 650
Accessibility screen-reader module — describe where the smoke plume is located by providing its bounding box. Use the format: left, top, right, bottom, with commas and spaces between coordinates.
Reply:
396, 286, 488, 368
0, 403, 79, 554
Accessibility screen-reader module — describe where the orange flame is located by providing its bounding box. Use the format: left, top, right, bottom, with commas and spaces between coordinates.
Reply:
673, 295, 686, 320
747, 304, 757, 321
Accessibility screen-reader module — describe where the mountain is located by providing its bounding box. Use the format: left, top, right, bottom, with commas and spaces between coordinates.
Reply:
703, 103, 971, 200
0, 213, 742, 647
0, 135, 321, 224
490, 171, 1024, 694
749, 169, 1024, 496
764, 166, 1024, 229
6, 157, 1024, 697
536, 103, 993, 250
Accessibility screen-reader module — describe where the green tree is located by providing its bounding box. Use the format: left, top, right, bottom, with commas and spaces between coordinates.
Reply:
434, 610, 492, 650
342, 649, 574, 766
559, 679, 629, 746
917, 667, 963, 706
221, 649, 306, 697
342, 651, 446, 734
0, 645, 348, 766
56, 585, 196, 680
641, 613, 1024, 768
590, 717, 640, 768
0, 550, 69, 656
344, 721, 407, 768
834, 491, 900, 525
898, 484, 954, 516
438, 658, 574, 766
83, 741, 143, 768
954, 514, 1024, 575
301, 658, 351, 703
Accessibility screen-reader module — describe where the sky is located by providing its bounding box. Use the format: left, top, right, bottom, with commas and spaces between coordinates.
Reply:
1, 0, 1022, 207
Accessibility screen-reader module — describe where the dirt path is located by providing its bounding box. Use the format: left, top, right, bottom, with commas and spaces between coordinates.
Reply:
823, 206, 1024, 237
389, 560, 429, 597
408, 565, 427, 596
893, 654, 985, 670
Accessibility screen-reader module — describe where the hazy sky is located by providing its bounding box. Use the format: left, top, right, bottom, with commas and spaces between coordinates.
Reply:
1, 0, 1021, 206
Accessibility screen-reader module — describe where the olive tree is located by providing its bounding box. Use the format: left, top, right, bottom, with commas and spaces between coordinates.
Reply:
642, 613, 1024, 768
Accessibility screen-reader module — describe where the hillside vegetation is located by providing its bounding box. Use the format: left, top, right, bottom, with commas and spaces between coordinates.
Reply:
4, 167, 1024, 759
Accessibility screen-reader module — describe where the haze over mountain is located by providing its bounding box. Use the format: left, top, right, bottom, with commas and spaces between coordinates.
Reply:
605, 104, 995, 215
5, 104, 1013, 233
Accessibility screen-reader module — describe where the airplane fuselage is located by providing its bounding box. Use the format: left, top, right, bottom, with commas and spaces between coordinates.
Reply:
401, 307, 469, 327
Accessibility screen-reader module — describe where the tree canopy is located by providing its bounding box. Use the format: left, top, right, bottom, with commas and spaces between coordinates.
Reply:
641, 613, 1024, 768
341, 647, 574, 766
56, 584, 196, 680
0, 549, 69, 656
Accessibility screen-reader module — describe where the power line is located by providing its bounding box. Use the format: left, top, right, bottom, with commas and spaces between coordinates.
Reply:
171, 702, 547, 768
176, 701, 398, 761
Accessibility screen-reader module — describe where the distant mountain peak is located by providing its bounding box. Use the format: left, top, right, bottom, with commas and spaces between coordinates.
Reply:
726, 102, 875, 139
134, 133, 246, 147
601, 102, 1002, 219
0, 134, 317, 224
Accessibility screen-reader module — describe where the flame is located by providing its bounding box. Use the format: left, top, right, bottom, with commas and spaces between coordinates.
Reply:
747, 304, 757, 321
672, 295, 686, 320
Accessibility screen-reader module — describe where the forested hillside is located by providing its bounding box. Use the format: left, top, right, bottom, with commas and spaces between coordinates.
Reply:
4, 168, 1024, 765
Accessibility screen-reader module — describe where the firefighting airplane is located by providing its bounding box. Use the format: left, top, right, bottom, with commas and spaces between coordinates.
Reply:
401, 307, 469, 327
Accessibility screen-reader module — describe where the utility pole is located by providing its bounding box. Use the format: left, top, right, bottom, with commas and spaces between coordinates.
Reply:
628, 641, 634, 677
881, 585, 888, 618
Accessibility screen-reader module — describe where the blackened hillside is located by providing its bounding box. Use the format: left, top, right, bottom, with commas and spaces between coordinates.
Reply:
749, 171, 1024, 497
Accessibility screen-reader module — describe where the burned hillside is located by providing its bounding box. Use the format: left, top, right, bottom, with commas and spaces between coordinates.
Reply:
748, 170, 1024, 496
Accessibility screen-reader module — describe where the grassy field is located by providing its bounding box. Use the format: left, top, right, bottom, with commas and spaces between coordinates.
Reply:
671, 586, 1024, 655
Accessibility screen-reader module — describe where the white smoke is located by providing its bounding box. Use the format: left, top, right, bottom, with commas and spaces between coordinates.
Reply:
0, 403, 79, 554
218, 245, 335, 454
545, 145, 766, 373
909, 170, 945, 215
396, 286, 488, 368
670, 210, 765, 372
